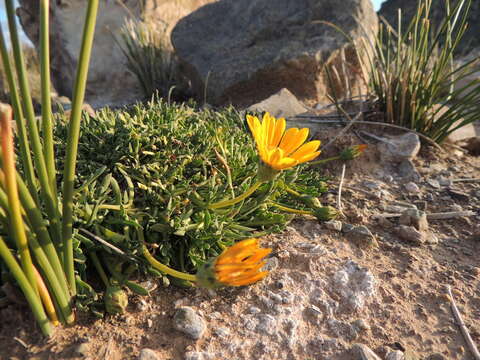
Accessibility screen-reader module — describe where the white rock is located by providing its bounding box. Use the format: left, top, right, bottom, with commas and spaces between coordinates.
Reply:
247, 88, 308, 118
405, 182, 420, 194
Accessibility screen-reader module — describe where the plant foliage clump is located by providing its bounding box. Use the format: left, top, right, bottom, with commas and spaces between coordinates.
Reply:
54, 101, 327, 274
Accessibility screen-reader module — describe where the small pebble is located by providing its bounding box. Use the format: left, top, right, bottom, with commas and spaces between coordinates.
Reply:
139, 349, 160, 360
325, 220, 342, 231
396, 225, 425, 245
405, 182, 420, 194
173, 307, 206, 340
427, 178, 441, 189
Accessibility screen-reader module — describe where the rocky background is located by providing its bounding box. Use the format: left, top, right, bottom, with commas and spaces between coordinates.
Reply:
5, 0, 478, 109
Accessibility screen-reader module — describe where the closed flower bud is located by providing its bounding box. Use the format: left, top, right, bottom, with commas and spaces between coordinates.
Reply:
104, 285, 128, 314
340, 144, 367, 160
313, 206, 339, 221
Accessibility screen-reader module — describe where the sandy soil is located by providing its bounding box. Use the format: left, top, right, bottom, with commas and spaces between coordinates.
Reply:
1, 129, 479, 360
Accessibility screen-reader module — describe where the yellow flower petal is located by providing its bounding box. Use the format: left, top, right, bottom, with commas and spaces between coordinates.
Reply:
271, 157, 298, 170
295, 151, 321, 164
246, 113, 319, 172
271, 117, 286, 147
279, 128, 309, 155
290, 140, 321, 161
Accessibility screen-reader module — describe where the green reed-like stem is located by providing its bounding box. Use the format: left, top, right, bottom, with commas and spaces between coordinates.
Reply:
15, 173, 70, 298
0, 27, 38, 206
26, 230, 74, 325
0, 236, 52, 336
62, 0, 100, 294
209, 181, 262, 209
40, 0, 57, 198
0, 105, 38, 294
5, 0, 62, 247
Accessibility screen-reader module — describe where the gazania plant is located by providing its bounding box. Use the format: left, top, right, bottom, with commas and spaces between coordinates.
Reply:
0, 0, 367, 340
0, 0, 99, 335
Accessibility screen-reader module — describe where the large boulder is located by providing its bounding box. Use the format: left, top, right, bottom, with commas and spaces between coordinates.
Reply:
17, 0, 214, 108
171, 0, 378, 106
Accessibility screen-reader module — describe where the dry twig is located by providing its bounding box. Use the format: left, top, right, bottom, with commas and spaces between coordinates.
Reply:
371, 210, 476, 220
447, 286, 480, 360
337, 164, 346, 212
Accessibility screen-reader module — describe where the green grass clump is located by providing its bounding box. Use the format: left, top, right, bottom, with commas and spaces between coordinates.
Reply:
363, 0, 480, 143
117, 19, 185, 99
54, 100, 327, 276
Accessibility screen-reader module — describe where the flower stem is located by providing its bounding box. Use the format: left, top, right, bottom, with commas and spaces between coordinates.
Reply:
270, 202, 314, 215
62, 0, 100, 295
143, 246, 197, 282
308, 155, 341, 166
0, 236, 52, 336
209, 181, 262, 209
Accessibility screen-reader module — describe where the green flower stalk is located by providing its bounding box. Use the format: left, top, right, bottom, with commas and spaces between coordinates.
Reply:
62, 0, 100, 295
309, 145, 367, 166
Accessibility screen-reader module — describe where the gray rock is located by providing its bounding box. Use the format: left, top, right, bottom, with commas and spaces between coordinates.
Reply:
342, 223, 355, 233
263, 256, 279, 271
171, 0, 378, 106
139, 349, 161, 360
248, 306, 261, 314
213, 327, 230, 338
438, 176, 452, 186
185, 352, 214, 360
351, 319, 370, 333
247, 88, 307, 118
325, 220, 343, 232
399, 208, 429, 232
333, 260, 376, 311
405, 182, 420, 194
352, 343, 382, 360
304, 305, 323, 322
396, 225, 425, 245
347, 225, 377, 248
18, 0, 212, 107
379, 133, 421, 162
386, 350, 405, 360
427, 178, 441, 189
398, 160, 421, 181
256, 314, 277, 335
173, 306, 207, 340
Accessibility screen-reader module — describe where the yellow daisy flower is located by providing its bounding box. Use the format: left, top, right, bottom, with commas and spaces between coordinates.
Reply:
196, 238, 272, 288
247, 112, 321, 171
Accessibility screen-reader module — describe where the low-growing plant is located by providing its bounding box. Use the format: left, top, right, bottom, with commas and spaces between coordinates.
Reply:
361, 0, 480, 143
52, 102, 365, 289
